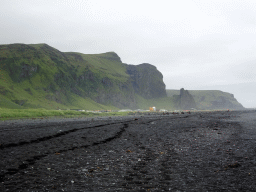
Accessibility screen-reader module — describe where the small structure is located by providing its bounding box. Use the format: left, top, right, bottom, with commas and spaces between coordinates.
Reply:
149, 106, 156, 111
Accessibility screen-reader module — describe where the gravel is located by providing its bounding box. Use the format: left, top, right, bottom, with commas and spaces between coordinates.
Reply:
0, 110, 256, 191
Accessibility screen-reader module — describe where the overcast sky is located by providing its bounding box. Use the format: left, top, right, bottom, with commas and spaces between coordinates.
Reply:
1, 0, 256, 108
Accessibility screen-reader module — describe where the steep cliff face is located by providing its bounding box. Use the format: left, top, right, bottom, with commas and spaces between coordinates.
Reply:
0, 43, 166, 109
125, 63, 167, 99
189, 90, 244, 110
166, 89, 244, 110
179, 88, 197, 109
171, 88, 197, 110
210, 95, 244, 110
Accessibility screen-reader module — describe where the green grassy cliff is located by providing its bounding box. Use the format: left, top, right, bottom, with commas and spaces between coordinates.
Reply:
166, 89, 244, 110
0, 43, 168, 110
1, 43, 243, 111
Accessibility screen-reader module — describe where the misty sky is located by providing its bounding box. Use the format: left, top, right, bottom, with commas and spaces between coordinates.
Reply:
1, 0, 256, 108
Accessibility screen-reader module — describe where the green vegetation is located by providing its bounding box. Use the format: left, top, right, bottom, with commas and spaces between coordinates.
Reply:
0, 43, 243, 116
135, 94, 176, 111
0, 43, 171, 111
0, 44, 129, 110
189, 90, 244, 109
75, 52, 129, 82
0, 108, 130, 121
166, 89, 244, 110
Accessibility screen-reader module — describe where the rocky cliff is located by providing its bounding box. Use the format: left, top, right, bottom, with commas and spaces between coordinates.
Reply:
0, 43, 167, 109
179, 88, 197, 110
166, 89, 244, 110
125, 63, 167, 99
171, 88, 197, 110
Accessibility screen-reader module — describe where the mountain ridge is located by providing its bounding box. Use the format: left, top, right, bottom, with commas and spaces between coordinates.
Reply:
0, 43, 245, 110
166, 89, 244, 110
0, 43, 167, 110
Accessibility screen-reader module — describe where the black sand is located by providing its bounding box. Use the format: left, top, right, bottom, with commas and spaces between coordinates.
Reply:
1, 110, 256, 191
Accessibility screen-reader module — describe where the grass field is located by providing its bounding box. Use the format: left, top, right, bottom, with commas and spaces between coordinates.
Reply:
0, 107, 236, 121
0, 108, 130, 121
135, 95, 176, 111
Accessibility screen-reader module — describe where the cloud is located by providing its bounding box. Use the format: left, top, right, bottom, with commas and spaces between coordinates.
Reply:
1, 0, 256, 107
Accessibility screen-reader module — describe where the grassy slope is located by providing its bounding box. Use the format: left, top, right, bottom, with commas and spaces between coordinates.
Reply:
0, 108, 130, 120
166, 89, 243, 110
188, 90, 243, 109
135, 94, 176, 111
166, 89, 180, 97
0, 43, 174, 111
75, 52, 129, 82
0, 44, 124, 110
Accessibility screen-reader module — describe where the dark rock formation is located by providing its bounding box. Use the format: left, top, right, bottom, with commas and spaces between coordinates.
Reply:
125, 63, 167, 99
179, 88, 197, 110
174, 88, 197, 110
20, 64, 38, 78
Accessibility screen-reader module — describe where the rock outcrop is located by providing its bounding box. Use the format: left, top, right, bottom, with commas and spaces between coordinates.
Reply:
125, 63, 167, 99
179, 88, 197, 110
174, 88, 197, 110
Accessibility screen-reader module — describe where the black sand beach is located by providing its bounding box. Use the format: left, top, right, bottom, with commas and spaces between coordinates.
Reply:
1, 110, 256, 191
